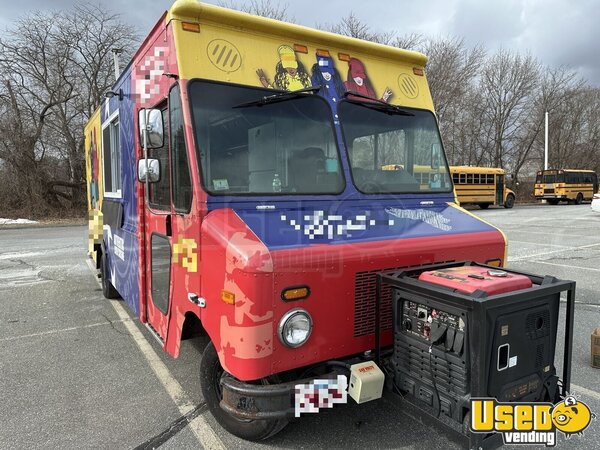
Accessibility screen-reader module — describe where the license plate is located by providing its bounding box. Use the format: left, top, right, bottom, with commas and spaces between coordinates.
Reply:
294, 375, 347, 417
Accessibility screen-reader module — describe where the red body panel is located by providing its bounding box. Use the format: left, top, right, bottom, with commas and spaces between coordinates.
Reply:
418, 266, 532, 296
197, 207, 505, 381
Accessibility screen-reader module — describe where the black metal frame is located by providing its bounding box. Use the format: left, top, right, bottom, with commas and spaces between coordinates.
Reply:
375, 260, 575, 450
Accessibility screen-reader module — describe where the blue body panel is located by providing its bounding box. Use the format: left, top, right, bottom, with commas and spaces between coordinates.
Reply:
207, 195, 496, 251
101, 69, 140, 315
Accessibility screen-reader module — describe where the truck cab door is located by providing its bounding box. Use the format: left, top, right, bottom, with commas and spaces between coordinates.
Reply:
142, 84, 194, 344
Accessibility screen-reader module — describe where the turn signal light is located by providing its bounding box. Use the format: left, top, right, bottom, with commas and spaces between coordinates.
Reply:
221, 290, 235, 304
281, 286, 310, 302
485, 259, 502, 267
181, 22, 200, 33
293, 44, 308, 54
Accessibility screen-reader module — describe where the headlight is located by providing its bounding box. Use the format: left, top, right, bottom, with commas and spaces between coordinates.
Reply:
278, 308, 313, 348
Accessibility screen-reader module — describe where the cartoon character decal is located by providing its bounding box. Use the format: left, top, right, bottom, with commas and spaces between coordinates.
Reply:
344, 57, 392, 102
551, 396, 595, 437
310, 52, 345, 119
256, 45, 311, 91
89, 128, 99, 210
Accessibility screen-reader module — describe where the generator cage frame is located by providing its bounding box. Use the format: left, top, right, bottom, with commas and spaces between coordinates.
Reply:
374, 260, 575, 450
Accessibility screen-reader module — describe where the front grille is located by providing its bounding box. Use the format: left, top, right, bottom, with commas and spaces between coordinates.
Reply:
544, 188, 554, 194
354, 261, 454, 337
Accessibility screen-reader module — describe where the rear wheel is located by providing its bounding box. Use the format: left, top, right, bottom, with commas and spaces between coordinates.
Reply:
479, 203, 490, 209
548, 199, 559, 205
504, 194, 515, 209
575, 193, 584, 205
100, 253, 119, 299
200, 342, 288, 441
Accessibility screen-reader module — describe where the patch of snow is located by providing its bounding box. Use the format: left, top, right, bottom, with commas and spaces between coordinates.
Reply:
0, 218, 38, 225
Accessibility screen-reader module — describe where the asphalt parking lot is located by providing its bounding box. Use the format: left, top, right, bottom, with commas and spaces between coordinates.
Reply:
1, 203, 599, 449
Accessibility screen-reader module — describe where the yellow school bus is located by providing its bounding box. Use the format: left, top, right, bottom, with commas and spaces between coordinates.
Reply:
534, 169, 598, 204
450, 166, 515, 209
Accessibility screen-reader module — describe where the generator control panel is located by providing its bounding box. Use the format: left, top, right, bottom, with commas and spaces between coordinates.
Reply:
401, 301, 466, 354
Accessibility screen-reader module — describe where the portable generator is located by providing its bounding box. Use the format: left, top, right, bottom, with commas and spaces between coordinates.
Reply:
375, 261, 575, 450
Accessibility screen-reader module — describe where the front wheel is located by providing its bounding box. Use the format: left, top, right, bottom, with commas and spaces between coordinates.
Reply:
479, 203, 490, 209
575, 193, 584, 205
200, 342, 288, 441
504, 194, 515, 209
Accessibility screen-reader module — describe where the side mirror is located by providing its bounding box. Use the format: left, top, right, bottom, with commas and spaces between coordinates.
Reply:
431, 143, 442, 170
138, 159, 160, 183
138, 109, 164, 149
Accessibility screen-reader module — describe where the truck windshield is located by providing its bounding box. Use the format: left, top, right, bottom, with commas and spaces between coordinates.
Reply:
188, 80, 344, 195
338, 100, 452, 194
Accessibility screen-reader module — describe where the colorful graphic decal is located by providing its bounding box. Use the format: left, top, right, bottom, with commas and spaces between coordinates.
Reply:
385, 207, 452, 231
255, 45, 394, 110
88, 128, 100, 209
256, 45, 311, 91
173, 237, 198, 273
280, 210, 394, 240
310, 52, 345, 119
133, 46, 169, 104
470, 396, 596, 446
344, 57, 392, 102
219, 230, 274, 360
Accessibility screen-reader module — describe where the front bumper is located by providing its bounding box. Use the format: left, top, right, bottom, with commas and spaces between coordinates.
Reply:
220, 370, 347, 420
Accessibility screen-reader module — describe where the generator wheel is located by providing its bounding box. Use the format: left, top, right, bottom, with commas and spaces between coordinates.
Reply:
200, 342, 288, 441
100, 253, 120, 299
575, 193, 583, 205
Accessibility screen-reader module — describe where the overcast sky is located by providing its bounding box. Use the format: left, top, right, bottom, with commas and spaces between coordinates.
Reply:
1, 0, 599, 86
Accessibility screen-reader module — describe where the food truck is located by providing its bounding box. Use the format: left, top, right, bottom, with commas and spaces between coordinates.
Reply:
85, 1, 572, 444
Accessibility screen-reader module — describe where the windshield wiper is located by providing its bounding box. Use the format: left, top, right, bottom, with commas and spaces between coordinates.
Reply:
342, 91, 414, 116
233, 85, 322, 108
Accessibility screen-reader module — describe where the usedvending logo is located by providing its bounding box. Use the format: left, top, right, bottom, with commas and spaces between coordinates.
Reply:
470, 396, 595, 446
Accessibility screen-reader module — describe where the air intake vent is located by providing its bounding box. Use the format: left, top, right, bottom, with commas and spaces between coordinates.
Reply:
526, 310, 550, 339
535, 344, 545, 367
354, 261, 454, 337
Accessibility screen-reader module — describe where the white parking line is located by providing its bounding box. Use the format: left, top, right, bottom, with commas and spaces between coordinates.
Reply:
0, 319, 131, 342
508, 242, 600, 262
509, 240, 573, 249
571, 383, 600, 402
108, 299, 226, 450
519, 260, 600, 272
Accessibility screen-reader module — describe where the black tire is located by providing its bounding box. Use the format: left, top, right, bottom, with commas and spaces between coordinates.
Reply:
548, 199, 559, 205
575, 193, 583, 205
504, 194, 515, 209
479, 203, 490, 209
100, 253, 120, 299
200, 342, 288, 441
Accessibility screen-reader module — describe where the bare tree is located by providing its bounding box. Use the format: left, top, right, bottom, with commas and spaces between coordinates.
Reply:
319, 12, 395, 44
476, 50, 541, 168
0, 5, 138, 216
218, 0, 293, 21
